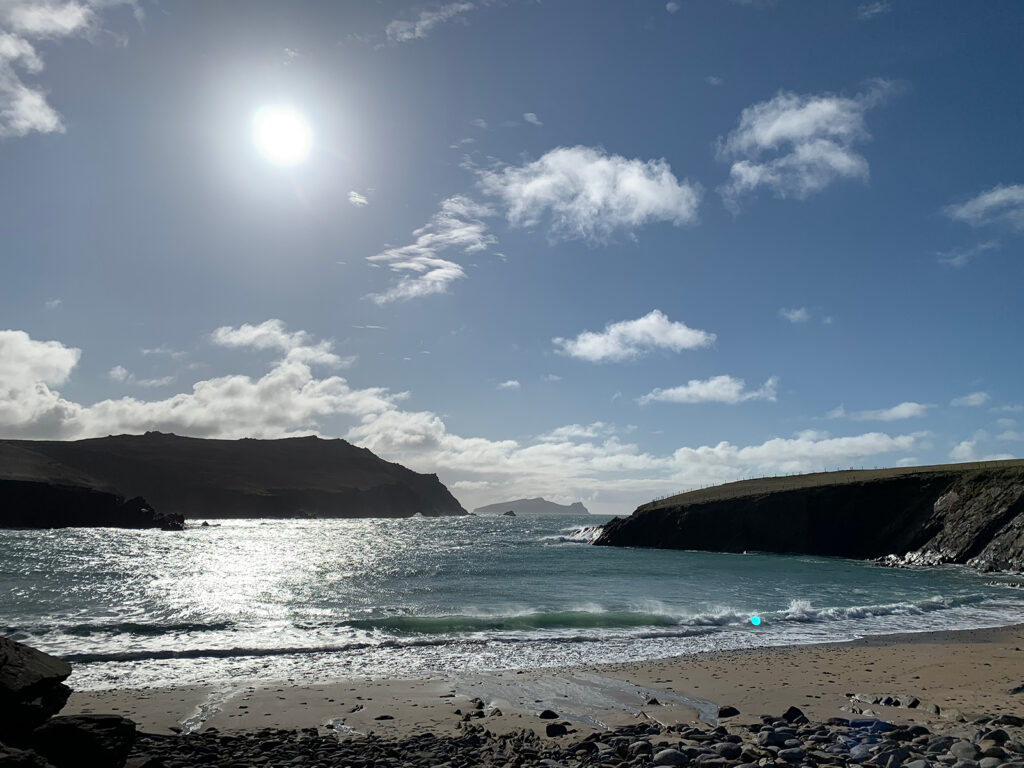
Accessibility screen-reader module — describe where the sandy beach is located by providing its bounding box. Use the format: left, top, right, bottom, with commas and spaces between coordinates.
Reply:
63, 624, 1024, 739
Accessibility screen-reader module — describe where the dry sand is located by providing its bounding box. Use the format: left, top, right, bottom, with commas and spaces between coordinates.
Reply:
64, 624, 1024, 739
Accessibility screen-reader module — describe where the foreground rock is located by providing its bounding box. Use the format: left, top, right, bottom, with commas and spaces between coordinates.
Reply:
31, 715, 136, 768
0, 433, 466, 520
0, 637, 72, 741
594, 460, 1024, 572
121, 707, 1024, 768
0, 480, 183, 531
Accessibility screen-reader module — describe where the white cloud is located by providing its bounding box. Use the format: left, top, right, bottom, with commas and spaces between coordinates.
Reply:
849, 401, 932, 421
108, 365, 173, 388
995, 404, 1024, 413
542, 374, 562, 382
347, 190, 368, 207
945, 184, 1024, 232
479, 145, 701, 242
666, 1, 680, 11
44, 297, 61, 309
365, 196, 494, 304
470, 117, 487, 129
717, 80, 894, 208
779, 306, 810, 323
496, 379, 520, 390
938, 240, 998, 268
949, 440, 975, 461
553, 310, 715, 363
951, 391, 990, 407
522, 112, 542, 126
211, 319, 351, 368
0, 327, 930, 515
385, 2, 475, 43
996, 430, 1023, 442
857, 1, 890, 20
705, 75, 724, 87
0, 1, 135, 139
639, 375, 778, 405
108, 364, 128, 382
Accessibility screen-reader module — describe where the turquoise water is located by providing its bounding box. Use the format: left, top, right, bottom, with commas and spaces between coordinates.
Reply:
1, 515, 1022, 690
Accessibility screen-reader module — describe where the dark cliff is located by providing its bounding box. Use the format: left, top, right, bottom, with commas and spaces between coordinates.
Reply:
0, 479, 183, 530
0, 433, 467, 520
593, 460, 1024, 571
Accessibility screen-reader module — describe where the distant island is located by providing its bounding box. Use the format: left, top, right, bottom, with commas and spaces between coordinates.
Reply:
0, 432, 466, 523
472, 497, 590, 516
594, 459, 1024, 572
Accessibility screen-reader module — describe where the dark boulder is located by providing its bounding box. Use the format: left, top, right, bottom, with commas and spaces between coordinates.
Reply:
31, 715, 136, 768
0, 638, 72, 743
503, 510, 516, 517
545, 723, 568, 737
718, 705, 741, 718
0, 743, 55, 768
538, 709, 559, 719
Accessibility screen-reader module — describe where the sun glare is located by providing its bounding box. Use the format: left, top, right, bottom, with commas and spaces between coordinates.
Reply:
252, 106, 313, 167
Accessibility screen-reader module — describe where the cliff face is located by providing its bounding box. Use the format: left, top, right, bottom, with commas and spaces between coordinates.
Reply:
0, 479, 184, 530
0, 433, 466, 520
593, 461, 1024, 572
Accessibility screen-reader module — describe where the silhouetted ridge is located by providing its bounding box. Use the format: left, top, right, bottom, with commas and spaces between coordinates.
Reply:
0, 433, 466, 520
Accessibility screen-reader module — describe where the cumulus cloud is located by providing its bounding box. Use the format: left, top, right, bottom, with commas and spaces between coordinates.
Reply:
638, 375, 778, 405
0, 1, 136, 139
347, 190, 368, 207
365, 196, 494, 304
553, 310, 715, 363
666, 2, 680, 12
717, 80, 894, 208
522, 112, 542, 126
385, 2, 475, 43
779, 306, 810, 323
211, 319, 352, 368
951, 391, 990, 407
945, 184, 1024, 232
479, 145, 701, 242
0, 326, 931, 515
496, 379, 520, 390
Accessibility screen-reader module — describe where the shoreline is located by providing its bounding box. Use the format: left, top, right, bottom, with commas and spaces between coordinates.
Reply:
62, 622, 1024, 739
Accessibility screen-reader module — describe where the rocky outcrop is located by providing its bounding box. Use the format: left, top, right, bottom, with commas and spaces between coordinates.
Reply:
0, 433, 466, 520
473, 498, 590, 516
594, 461, 1024, 572
0, 637, 136, 768
0, 638, 72, 741
0, 480, 183, 530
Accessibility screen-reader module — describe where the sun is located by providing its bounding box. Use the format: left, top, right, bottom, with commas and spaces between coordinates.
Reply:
252, 106, 313, 167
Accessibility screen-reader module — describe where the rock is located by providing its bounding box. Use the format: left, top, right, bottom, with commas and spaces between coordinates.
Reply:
992, 715, 1024, 727
713, 743, 742, 759
979, 730, 1010, 746
1009, 684, 1024, 695
978, 758, 1002, 768
781, 706, 808, 724
503, 510, 517, 517
373, 714, 393, 720
646, 696, 661, 706
757, 730, 789, 747
850, 744, 874, 762
718, 706, 741, 719
544, 723, 567, 737
778, 747, 807, 763
951, 742, 980, 761
0, 638, 72, 743
30, 715, 136, 768
653, 748, 689, 766
628, 741, 653, 756
0, 744, 55, 768
904, 761, 930, 768
538, 709, 559, 719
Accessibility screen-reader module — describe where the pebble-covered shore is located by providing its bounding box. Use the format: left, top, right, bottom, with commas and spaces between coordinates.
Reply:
127, 707, 1024, 768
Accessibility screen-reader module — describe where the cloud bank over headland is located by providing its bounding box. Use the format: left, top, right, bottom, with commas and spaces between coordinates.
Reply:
0, 323, 946, 513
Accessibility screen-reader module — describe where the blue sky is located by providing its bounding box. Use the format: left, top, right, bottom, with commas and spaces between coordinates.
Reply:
1, 0, 1022, 515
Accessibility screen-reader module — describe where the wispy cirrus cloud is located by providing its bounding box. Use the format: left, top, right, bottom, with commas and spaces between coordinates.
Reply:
779, 306, 810, 323
945, 184, 1024, 232
553, 310, 715, 363
717, 80, 895, 209
857, 1, 890, 20
365, 196, 494, 304
639, 375, 778, 405
385, 2, 475, 44
938, 240, 998, 268
479, 145, 701, 243
347, 190, 368, 207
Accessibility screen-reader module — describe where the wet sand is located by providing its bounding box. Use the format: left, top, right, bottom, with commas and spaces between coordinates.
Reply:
64, 624, 1024, 737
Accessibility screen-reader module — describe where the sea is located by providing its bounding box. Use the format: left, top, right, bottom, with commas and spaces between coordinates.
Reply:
2, 514, 1023, 692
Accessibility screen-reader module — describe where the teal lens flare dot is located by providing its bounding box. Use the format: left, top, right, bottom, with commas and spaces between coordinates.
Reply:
750, 615, 761, 626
